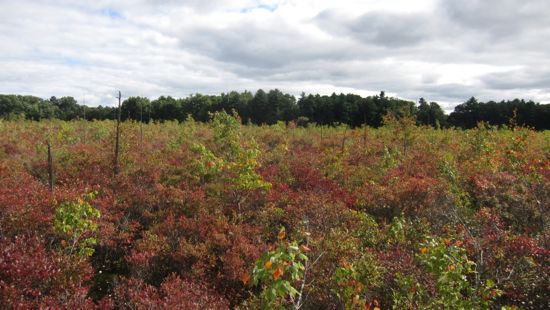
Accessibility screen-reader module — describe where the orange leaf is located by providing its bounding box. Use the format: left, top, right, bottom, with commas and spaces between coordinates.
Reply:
264, 260, 273, 270
241, 273, 251, 285
420, 247, 428, 254
339, 257, 350, 268
300, 245, 311, 252
278, 228, 286, 240
366, 298, 381, 310
272, 266, 284, 280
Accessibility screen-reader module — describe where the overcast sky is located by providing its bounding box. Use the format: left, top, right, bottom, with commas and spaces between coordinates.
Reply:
1, 0, 549, 110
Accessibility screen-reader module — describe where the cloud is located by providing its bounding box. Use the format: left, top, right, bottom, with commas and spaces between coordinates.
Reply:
315, 10, 438, 48
0, 0, 549, 108
441, 0, 550, 37
481, 67, 550, 92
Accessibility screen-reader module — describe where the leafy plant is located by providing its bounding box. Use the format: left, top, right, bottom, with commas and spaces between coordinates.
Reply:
53, 191, 100, 256
392, 236, 501, 309
333, 252, 383, 310
192, 111, 271, 217
250, 227, 309, 309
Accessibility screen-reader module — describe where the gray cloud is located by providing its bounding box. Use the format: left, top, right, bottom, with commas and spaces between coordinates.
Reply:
441, 0, 550, 37
481, 67, 550, 91
315, 10, 437, 48
0, 0, 549, 108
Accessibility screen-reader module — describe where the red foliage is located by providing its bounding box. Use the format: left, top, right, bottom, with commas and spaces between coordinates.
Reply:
113, 275, 229, 309
0, 170, 55, 237
0, 235, 95, 309
0, 122, 548, 308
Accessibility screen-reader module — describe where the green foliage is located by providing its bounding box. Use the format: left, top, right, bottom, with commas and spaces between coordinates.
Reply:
53, 192, 100, 257
419, 237, 477, 307
391, 273, 429, 310
251, 227, 308, 309
191, 143, 225, 181
192, 111, 271, 193
3, 92, 550, 130
469, 123, 496, 159
392, 236, 501, 310
388, 214, 406, 244
417, 98, 447, 128
211, 109, 241, 149
381, 145, 400, 171
438, 153, 471, 208
505, 129, 529, 173
448, 97, 550, 130
334, 252, 383, 309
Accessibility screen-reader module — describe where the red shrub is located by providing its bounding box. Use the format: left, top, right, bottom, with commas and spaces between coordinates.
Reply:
114, 275, 229, 309
0, 235, 95, 308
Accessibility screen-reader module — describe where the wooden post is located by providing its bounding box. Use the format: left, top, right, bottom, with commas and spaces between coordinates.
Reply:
340, 126, 347, 154
140, 99, 143, 147
83, 96, 87, 143
363, 108, 368, 150
47, 140, 54, 192
113, 91, 122, 176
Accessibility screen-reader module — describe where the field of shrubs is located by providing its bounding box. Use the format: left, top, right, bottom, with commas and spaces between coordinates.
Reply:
0, 113, 548, 309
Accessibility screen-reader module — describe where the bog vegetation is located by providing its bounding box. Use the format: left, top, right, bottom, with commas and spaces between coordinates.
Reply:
0, 111, 548, 309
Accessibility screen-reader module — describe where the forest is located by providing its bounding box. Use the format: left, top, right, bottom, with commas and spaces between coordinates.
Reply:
0, 109, 548, 309
1, 90, 550, 130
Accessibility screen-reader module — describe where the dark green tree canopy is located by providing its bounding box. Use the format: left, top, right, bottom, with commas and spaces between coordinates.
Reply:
417, 98, 447, 128
448, 97, 549, 130
1, 91, 548, 130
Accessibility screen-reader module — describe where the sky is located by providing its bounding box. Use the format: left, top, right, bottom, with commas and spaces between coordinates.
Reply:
1, 0, 549, 111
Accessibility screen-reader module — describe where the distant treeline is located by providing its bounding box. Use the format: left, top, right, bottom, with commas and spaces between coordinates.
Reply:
1, 90, 549, 129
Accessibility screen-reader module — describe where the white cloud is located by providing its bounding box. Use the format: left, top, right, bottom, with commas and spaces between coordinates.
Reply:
0, 0, 548, 108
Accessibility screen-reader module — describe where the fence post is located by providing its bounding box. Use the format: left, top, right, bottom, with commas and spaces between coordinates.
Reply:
113, 91, 122, 176
47, 140, 54, 192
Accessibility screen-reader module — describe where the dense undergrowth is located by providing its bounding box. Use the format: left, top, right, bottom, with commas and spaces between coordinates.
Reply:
0, 114, 548, 309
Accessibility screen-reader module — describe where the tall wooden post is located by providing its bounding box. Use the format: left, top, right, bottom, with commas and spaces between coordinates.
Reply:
363, 107, 367, 150
340, 126, 347, 154
113, 91, 122, 176
47, 140, 54, 192
140, 99, 143, 147
83, 96, 87, 143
